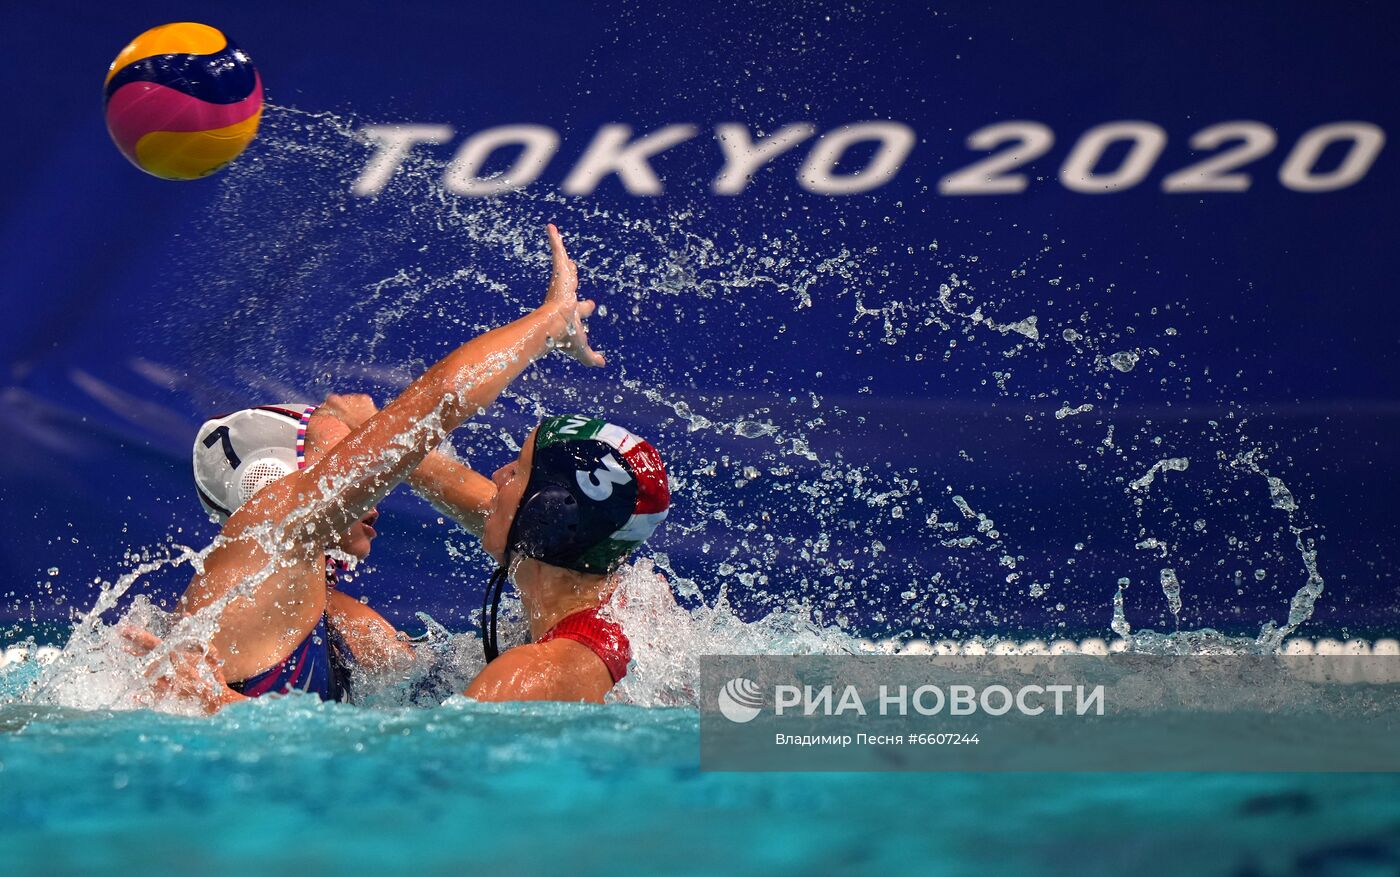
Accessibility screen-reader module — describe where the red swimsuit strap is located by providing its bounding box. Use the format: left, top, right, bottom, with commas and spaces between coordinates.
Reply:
537, 607, 631, 683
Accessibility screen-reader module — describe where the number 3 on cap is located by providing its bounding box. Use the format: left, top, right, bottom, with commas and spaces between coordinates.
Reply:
577, 453, 631, 500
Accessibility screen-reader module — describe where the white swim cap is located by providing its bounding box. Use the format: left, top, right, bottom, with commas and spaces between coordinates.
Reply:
192, 404, 316, 520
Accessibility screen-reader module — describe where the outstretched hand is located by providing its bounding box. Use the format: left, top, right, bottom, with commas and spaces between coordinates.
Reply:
120, 626, 241, 715
542, 224, 606, 368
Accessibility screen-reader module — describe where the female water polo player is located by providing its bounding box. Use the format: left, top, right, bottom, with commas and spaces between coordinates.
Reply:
324, 399, 670, 703
155, 225, 604, 712
467, 414, 669, 702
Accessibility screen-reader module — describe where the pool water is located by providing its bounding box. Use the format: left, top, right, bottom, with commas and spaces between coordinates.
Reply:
2, 674, 1399, 877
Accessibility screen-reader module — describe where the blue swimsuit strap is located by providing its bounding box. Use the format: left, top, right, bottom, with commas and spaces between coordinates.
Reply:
228, 560, 357, 702
228, 614, 338, 699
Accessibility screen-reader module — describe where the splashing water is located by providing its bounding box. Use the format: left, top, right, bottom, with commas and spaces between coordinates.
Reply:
1, 102, 1348, 711
1128, 456, 1190, 494
1160, 567, 1183, 626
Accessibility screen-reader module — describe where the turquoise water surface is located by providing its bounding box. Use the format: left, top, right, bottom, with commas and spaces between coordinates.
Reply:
3, 660, 1399, 877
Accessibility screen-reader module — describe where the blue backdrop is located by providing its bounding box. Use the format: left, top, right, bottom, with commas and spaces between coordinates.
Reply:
2, 2, 1397, 641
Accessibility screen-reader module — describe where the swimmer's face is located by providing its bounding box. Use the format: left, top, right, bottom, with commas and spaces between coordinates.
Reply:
483, 428, 537, 563
335, 508, 379, 561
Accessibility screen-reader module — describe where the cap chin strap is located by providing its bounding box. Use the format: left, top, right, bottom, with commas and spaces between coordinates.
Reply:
479, 543, 580, 664
481, 561, 511, 664
481, 534, 588, 664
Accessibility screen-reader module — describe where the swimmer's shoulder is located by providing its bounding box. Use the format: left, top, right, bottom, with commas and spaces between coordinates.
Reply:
464, 639, 613, 704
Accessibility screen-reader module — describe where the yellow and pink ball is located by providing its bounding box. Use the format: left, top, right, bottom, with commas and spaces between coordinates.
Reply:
104, 22, 262, 180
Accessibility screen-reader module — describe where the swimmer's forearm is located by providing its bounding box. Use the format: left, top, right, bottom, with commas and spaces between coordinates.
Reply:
366, 305, 565, 469
326, 590, 413, 673
300, 307, 566, 538
415, 305, 569, 428
406, 452, 494, 537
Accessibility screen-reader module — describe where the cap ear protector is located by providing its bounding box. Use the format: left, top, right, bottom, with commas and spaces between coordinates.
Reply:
507, 480, 582, 563
192, 404, 315, 520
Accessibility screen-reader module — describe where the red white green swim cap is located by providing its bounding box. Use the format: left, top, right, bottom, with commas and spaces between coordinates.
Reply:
506, 414, 671, 573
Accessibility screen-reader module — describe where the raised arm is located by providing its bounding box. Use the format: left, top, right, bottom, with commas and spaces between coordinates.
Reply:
318, 393, 495, 537
237, 225, 599, 545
